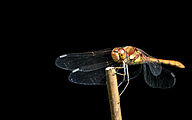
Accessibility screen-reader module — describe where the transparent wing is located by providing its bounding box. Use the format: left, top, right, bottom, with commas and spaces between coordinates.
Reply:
69, 63, 142, 85
68, 68, 107, 85
146, 61, 162, 76
137, 48, 162, 76
118, 64, 142, 82
77, 60, 114, 72
56, 48, 115, 85
143, 63, 176, 89
55, 48, 113, 71
136, 48, 154, 57
128, 64, 142, 80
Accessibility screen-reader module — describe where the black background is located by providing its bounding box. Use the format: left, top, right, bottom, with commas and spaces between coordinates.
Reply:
31, 4, 191, 120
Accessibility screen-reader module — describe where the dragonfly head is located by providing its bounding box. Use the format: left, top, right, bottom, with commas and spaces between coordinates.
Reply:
111, 47, 126, 63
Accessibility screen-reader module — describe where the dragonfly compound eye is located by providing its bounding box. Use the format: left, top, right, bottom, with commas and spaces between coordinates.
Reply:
118, 48, 126, 60
111, 47, 120, 62
111, 47, 126, 62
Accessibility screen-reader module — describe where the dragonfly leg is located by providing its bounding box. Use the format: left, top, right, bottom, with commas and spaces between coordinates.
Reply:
114, 62, 126, 87
115, 72, 125, 76
119, 64, 130, 96
113, 67, 124, 76
114, 67, 124, 69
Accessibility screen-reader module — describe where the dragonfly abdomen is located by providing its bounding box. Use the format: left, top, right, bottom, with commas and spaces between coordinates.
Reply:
147, 57, 185, 68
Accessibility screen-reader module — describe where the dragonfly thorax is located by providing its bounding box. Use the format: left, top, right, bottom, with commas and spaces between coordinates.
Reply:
124, 46, 143, 65
128, 52, 143, 65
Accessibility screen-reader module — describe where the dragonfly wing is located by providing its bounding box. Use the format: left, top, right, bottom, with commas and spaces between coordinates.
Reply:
55, 48, 113, 71
68, 62, 141, 85
128, 64, 142, 80
115, 64, 142, 84
147, 61, 162, 76
68, 68, 107, 85
77, 60, 114, 72
143, 63, 176, 89
138, 48, 162, 76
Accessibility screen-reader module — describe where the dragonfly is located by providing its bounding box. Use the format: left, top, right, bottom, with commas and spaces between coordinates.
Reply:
55, 46, 185, 95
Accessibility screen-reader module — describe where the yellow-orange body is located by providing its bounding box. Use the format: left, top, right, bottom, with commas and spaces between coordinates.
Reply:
112, 46, 185, 68
146, 58, 185, 68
